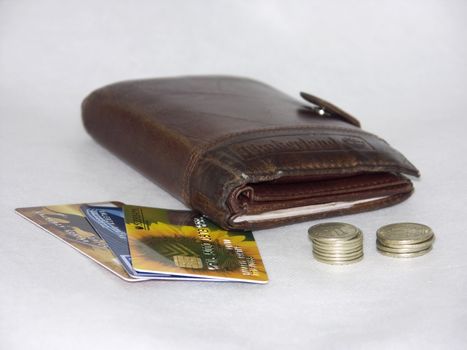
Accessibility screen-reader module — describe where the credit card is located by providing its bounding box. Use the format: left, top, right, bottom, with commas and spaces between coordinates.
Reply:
15, 203, 140, 282
82, 204, 211, 281
124, 205, 269, 283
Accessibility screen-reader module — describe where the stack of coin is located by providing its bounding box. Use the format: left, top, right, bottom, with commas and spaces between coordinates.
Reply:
308, 222, 364, 264
376, 223, 435, 258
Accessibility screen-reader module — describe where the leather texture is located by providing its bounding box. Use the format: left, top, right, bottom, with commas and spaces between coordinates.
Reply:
82, 76, 420, 229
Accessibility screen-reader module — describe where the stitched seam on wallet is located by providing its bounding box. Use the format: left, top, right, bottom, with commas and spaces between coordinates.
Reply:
184, 155, 244, 212
242, 163, 411, 177
181, 124, 384, 202
255, 177, 402, 197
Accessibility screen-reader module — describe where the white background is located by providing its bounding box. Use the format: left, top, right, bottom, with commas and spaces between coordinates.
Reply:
1, 1, 466, 349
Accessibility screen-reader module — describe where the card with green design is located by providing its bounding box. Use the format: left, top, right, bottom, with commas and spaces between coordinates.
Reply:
124, 205, 268, 283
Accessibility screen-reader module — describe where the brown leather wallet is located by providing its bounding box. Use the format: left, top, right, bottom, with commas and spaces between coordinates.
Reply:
82, 76, 420, 230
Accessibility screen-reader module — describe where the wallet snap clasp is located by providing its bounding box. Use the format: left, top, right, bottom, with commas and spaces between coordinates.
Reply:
300, 91, 361, 127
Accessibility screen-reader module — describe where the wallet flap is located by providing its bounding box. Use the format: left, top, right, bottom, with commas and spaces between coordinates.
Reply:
188, 127, 418, 198
300, 92, 361, 127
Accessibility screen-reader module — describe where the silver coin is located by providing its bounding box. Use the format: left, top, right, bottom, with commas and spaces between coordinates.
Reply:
377, 223, 434, 245
377, 246, 432, 258
312, 230, 363, 244
313, 249, 364, 260
376, 237, 434, 253
313, 252, 364, 265
313, 248, 363, 258
312, 238, 363, 251
308, 223, 361, 242
313, 248, 364, 258
313, 245, 363, 256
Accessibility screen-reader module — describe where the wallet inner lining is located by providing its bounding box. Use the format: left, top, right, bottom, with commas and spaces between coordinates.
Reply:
233, 196, 387, 223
